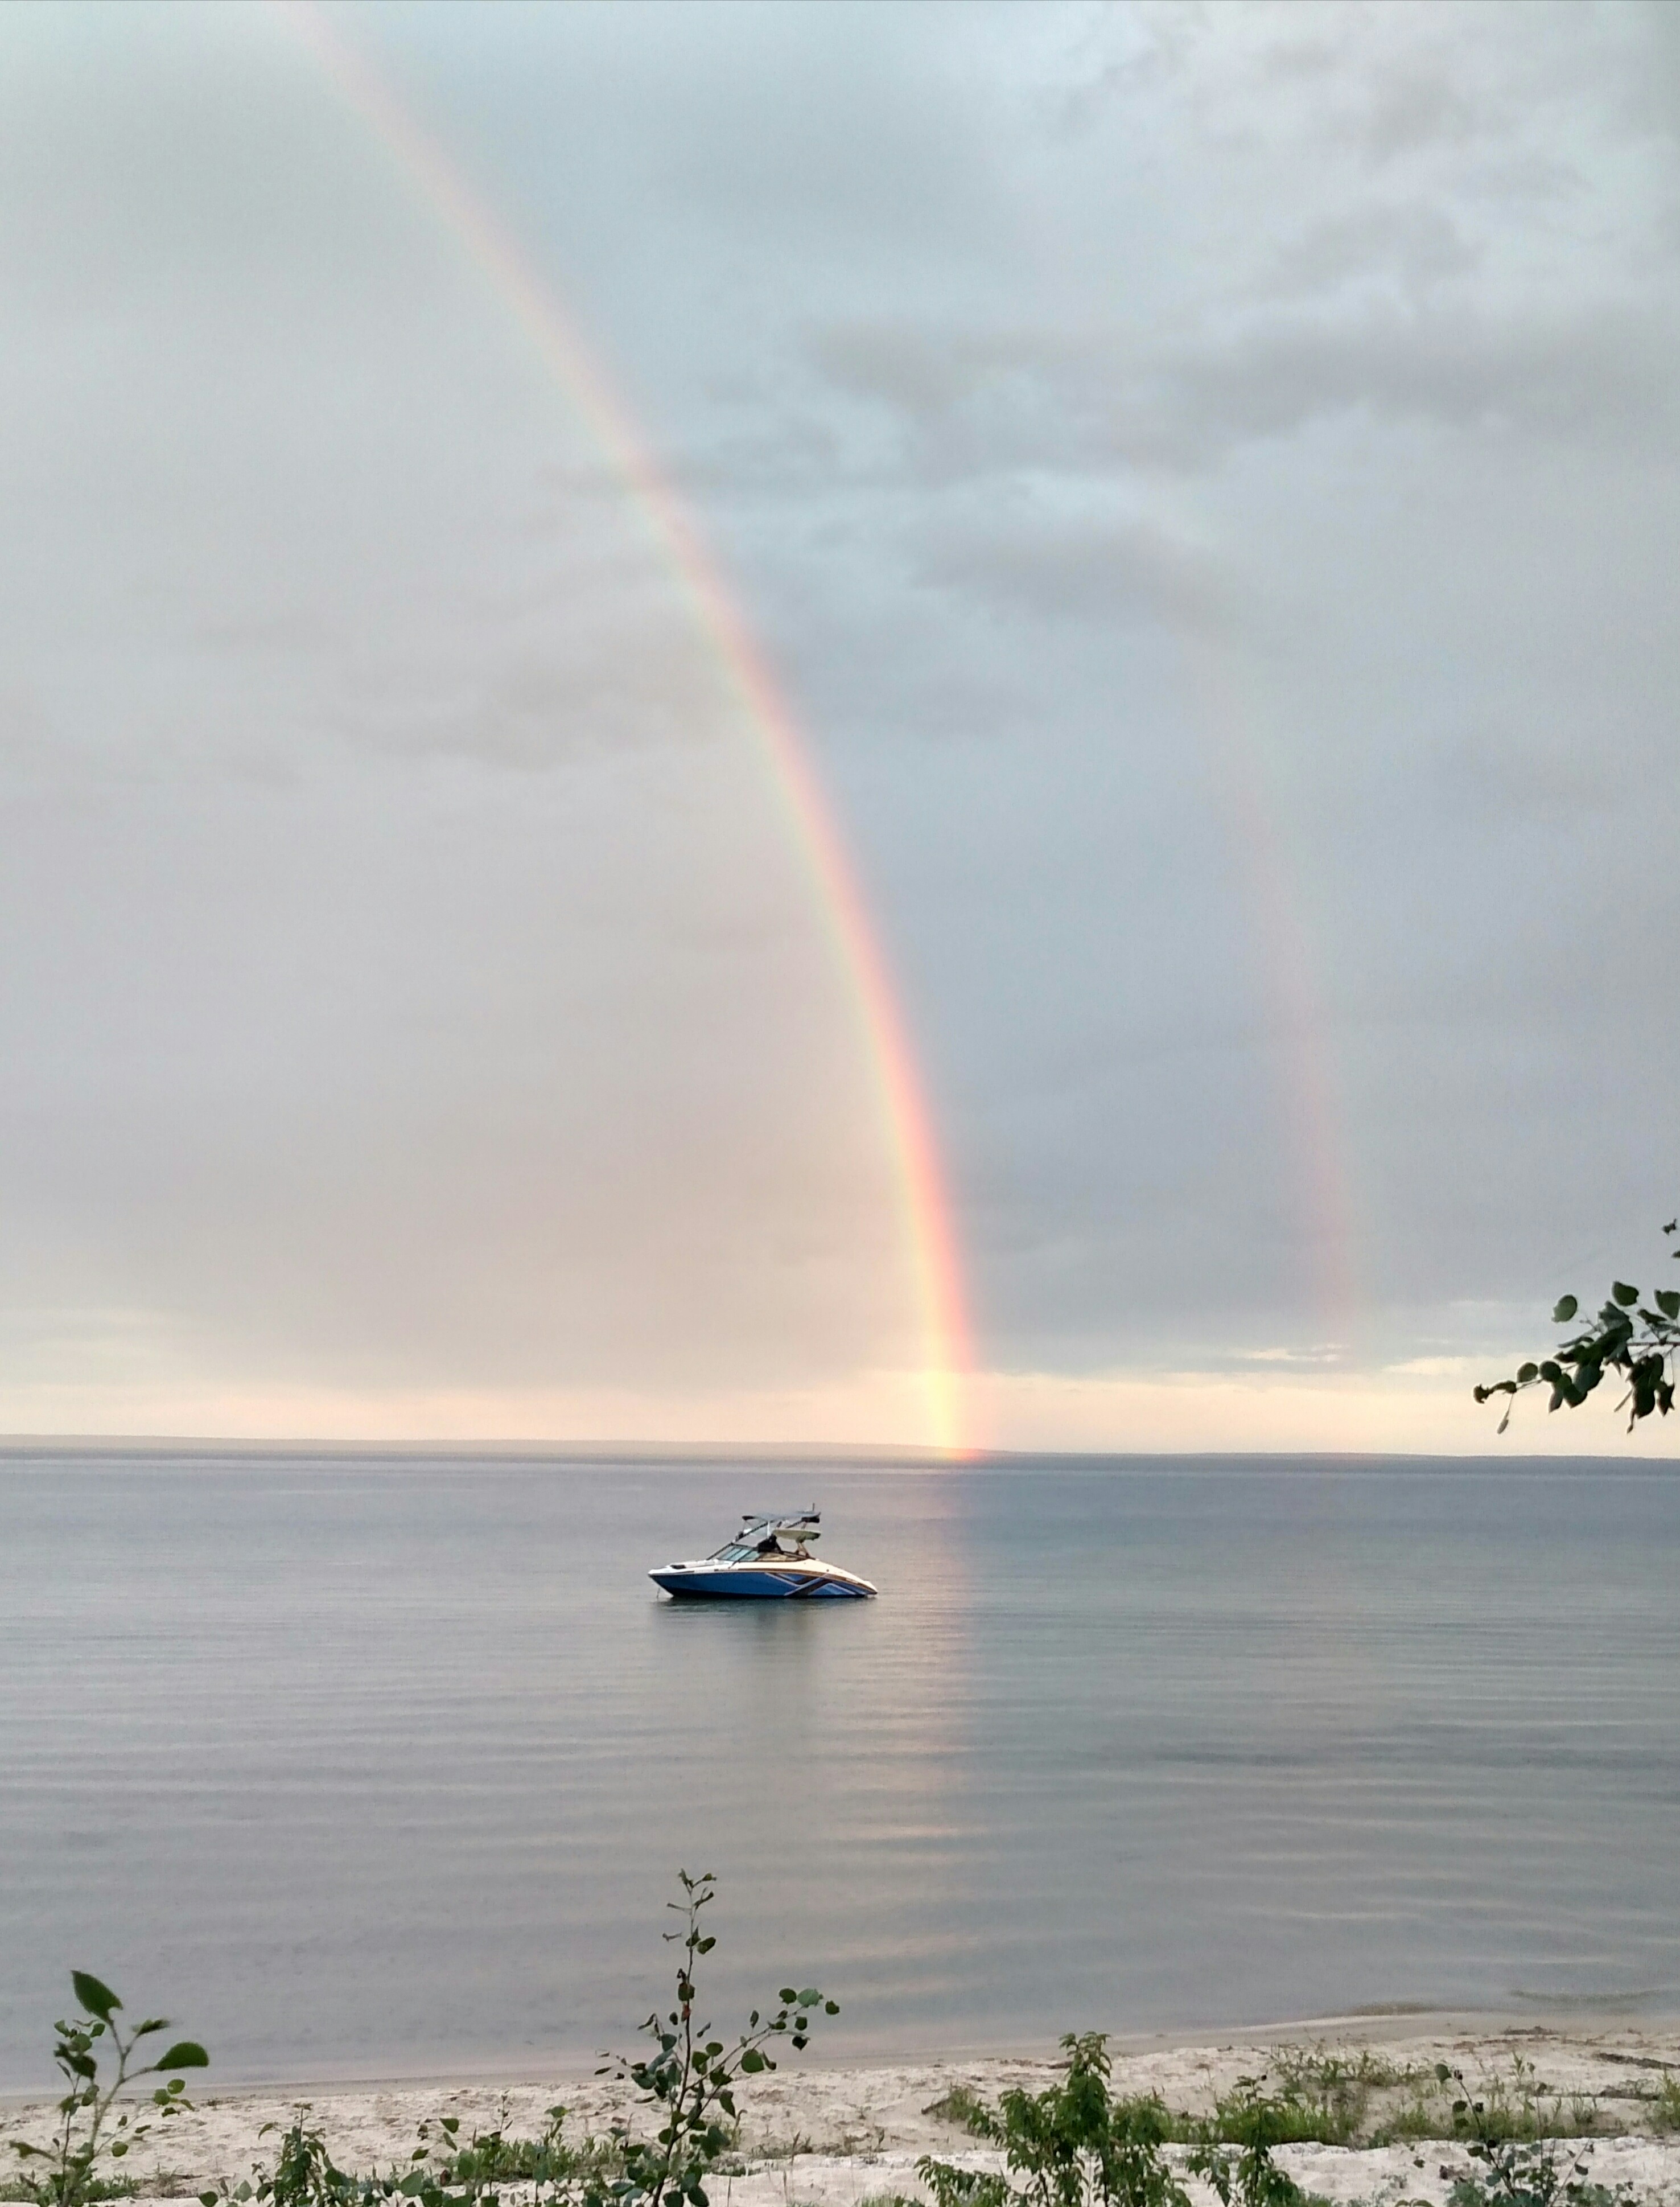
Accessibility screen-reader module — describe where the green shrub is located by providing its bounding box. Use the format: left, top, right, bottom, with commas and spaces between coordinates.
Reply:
1198, 2079, 1342, 2153
919, 2034, 1193, 2207
1184, 2083, 1311, 2207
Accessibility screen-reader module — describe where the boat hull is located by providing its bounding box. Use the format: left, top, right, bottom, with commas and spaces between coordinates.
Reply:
649, 1564, 875, 1600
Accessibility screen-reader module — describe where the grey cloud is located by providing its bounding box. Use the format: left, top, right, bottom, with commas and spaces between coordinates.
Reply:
1259, 206, 1481, 302
337, 624, 738, 774
806, 298, 1677, 481
807, 322, 1008, 426
1053, 5, 1498, 170
1412, 726, 1627, 828
915, 508, 1230, 631
1351, 57, 1479, 165
1189, 301, 1674, 441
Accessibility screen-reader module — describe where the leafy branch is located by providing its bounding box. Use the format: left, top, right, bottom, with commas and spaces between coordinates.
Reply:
9, 1973, 208, 2207
1475, 1222, 1680, 1433
590, 1869, 837, 2207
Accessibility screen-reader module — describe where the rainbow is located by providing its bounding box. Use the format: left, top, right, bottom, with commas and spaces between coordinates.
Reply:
1184, 636, 1361, 1337
272, 1, 974, 1454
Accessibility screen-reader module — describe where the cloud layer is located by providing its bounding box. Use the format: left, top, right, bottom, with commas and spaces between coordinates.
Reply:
3, 2, 1679, 1449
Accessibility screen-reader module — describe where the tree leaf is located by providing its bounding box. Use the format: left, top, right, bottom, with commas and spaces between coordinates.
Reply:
154, 2042, 209, 2071
1657, 1290, 1679, 1321
1552, 1295, 1578, 1324
72, 1973, 121, 2021
1516, 1363, 1538, 1384
1613, 1281, 1639, 1306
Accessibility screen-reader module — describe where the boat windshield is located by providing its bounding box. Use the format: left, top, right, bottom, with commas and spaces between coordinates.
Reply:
706, 1513, 820, 1562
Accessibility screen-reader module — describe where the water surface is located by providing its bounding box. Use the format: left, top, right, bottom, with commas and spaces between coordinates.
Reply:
2, 1451, 1676, 2086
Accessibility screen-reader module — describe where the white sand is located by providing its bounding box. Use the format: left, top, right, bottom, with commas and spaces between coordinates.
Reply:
5, 2024, 1679, 2207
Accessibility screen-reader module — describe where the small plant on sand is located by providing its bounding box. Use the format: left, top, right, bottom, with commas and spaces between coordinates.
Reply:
1445, 2061, 1597, 2146
424, 2105, 616, 2191
9, 1974, 208, 2207
1360, 2057, 1597, 2152
919, 2033, 1193, 2207
209, 2117, 356, 2207
1652, 2075, 1680, 2135
923, 2087, 991, 2137
211, 2101, 620, 2207
1434, 2067, 1625, 2207
1263, 2048, 1407, 2147
1375, 2087, 1449, 2147
209, 1871, 835, 2207
1199, 2075, 1347, 2154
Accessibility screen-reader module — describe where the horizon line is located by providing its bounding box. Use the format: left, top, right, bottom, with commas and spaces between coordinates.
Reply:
0, 1434, 1670, 1468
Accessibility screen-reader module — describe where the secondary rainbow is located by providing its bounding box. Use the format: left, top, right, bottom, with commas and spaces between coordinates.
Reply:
273, 1, 974, 1454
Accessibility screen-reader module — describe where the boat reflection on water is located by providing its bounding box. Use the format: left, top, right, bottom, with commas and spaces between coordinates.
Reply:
649, 1510, 878, 1600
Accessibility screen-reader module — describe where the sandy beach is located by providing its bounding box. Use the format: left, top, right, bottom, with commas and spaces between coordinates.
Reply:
7, 2021, 1679, 2207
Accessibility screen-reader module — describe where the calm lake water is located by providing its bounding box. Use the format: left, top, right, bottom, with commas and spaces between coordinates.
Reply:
2, 1450, 1678, 2088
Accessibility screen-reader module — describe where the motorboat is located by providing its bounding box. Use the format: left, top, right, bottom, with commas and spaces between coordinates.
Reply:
649, 1510, 877, 1600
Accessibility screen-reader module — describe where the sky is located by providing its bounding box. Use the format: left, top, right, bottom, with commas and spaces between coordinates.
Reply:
2, 0, 1678, 1454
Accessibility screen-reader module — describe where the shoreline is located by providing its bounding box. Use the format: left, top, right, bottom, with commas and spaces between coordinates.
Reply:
8, 2002, 1677, 2104
5, 2020, 1678, 2207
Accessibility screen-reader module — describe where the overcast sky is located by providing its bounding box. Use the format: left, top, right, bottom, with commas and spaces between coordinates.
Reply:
3, 0, 1678, 1452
